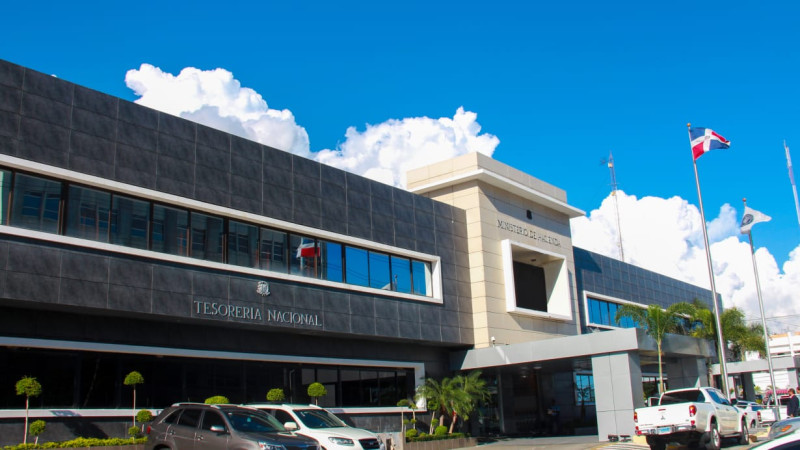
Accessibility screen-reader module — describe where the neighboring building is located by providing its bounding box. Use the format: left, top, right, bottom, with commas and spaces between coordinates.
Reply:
0, 59, 717, 444
713, 332, 800, 401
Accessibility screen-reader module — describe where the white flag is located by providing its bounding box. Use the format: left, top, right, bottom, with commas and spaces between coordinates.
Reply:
740, 206, 771, 234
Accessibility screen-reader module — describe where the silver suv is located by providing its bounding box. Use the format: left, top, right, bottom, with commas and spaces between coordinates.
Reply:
145, 403, 321, 450
248, 404, 384, 450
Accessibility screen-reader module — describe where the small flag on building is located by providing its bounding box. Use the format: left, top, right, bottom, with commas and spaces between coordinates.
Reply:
689, 127, 730, 160
740, 206, 771, 234
296, 238, 319, 258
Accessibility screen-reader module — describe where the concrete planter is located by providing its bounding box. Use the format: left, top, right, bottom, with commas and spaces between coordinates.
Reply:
403, 437, 477, 450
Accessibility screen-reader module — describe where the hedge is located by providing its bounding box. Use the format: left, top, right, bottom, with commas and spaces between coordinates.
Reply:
3, 437, 146, 449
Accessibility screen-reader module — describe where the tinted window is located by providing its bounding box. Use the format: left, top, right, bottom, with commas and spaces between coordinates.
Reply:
411, 260, 431, 296
152, 205, 189, 256
320, 240, 343, 282
391, 256, 411, 293
110, 195, 150, 249
0, 169, 10, 224
162, 408, 182, 424
190, 212, 224, 262
345, 246, 369, 287
201, 411, 227, 431
295, 409, 347, 428
10, 173, 62, 233
292, 235, 319, 277
228, 221, 259, 267
512, 262, 546, 311
660, 390, 705, 405
273, 410, 294, 426
177, 408, 202, 428
65, 185, 110, 242
225, 410, 283, 433
369, 251, 390, 289
260, 228, 287, 273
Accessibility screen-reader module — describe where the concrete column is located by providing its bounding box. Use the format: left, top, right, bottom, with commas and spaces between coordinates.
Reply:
741, 372, 756, 401
591, 352, 643, 441
665, 356, 709, 389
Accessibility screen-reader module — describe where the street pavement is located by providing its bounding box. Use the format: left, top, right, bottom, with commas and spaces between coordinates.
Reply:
451, 428, 771, 450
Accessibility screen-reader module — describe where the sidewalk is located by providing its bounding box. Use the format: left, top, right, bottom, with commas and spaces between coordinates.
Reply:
452, 435, 606, 450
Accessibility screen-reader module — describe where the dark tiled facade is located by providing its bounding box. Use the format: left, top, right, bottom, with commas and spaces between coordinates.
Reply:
574, 247, 715, 330
0, 58, 473, 348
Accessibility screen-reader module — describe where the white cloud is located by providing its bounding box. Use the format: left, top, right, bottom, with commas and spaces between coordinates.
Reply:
125, 64, 310, 157
315, 108, 499, 187
571, 191, 800, 333
125, 64, 498, 188
124, 64, 795, 332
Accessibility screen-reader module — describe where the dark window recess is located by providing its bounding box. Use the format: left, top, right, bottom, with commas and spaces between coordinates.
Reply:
513, 262, 547, 312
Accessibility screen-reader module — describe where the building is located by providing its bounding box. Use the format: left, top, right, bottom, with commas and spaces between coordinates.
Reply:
711, 332, 800, 402
0, 59, 717, 444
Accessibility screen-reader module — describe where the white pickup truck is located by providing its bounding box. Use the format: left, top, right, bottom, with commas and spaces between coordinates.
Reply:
634, 387, 750, 450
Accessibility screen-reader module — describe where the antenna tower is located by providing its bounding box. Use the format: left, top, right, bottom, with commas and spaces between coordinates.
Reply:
608, 151, 625, 262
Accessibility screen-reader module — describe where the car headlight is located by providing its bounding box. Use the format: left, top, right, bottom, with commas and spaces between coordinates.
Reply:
327, 437, 355, 446
258, 442, 286, 450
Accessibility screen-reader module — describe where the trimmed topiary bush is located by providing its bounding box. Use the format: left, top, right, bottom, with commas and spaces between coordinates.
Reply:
307, 382, 327, 405
136, 409, 153, 423
267, 388, 285, 403
405, 429, 418, 439
205, 395, 230, 404
29, 419, 46, 445
434, 425, 448, 436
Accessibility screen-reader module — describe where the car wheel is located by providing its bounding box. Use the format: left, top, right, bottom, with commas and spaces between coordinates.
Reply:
646, 436, 666, 450
739, 420, 750, 445
705, 422, 721, 450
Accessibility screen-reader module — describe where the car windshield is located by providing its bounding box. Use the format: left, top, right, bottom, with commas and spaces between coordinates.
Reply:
226, 410, 286, 433
294, 409, 347, 428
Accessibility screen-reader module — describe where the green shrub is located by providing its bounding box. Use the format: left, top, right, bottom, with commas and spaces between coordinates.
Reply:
29, 420, 46, 437
205, 395, 230, 404
307, 382, 327, 404
407, 432, 466, 442
128, 425, 141, 438
434, 425, 448, 436
405, 429, 418, 439
2, 436, 147, 449
267, 388, 285, 403
136, 409, 153, 423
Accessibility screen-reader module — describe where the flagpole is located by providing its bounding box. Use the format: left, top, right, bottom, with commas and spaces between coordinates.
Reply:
687, 123, 730, 397
743, 198, 781, 419
785, 141, 800, 228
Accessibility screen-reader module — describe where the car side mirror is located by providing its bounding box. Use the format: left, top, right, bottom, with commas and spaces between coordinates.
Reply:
284, 421, 299, 431
210, 425, 227, 434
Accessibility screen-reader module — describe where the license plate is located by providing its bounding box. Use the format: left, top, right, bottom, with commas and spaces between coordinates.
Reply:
658, 426, 672, 434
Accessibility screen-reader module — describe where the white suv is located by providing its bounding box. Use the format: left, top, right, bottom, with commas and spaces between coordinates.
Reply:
248, 404, 385, 450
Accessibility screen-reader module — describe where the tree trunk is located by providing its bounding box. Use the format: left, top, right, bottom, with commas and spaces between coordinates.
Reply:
132, 387, 137, 428
657, 340, 665, 394
449, 411, 457, 434
23, 396, 29, 445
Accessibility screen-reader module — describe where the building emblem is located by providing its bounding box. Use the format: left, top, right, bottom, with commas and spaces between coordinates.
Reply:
256, 281, 271, 296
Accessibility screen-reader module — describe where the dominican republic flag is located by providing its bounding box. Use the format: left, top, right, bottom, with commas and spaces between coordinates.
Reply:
689, 127, 730, 160
296, 238, 319, 258
740, 206, 771, 234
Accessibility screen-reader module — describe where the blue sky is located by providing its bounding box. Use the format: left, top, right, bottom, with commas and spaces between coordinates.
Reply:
3, 1, 799, 329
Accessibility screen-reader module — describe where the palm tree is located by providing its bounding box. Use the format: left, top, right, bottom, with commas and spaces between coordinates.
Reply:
616, 302, 694, 394
685, 301, 765, 361
416, 377, 449, 433
448, 371, 490, 433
